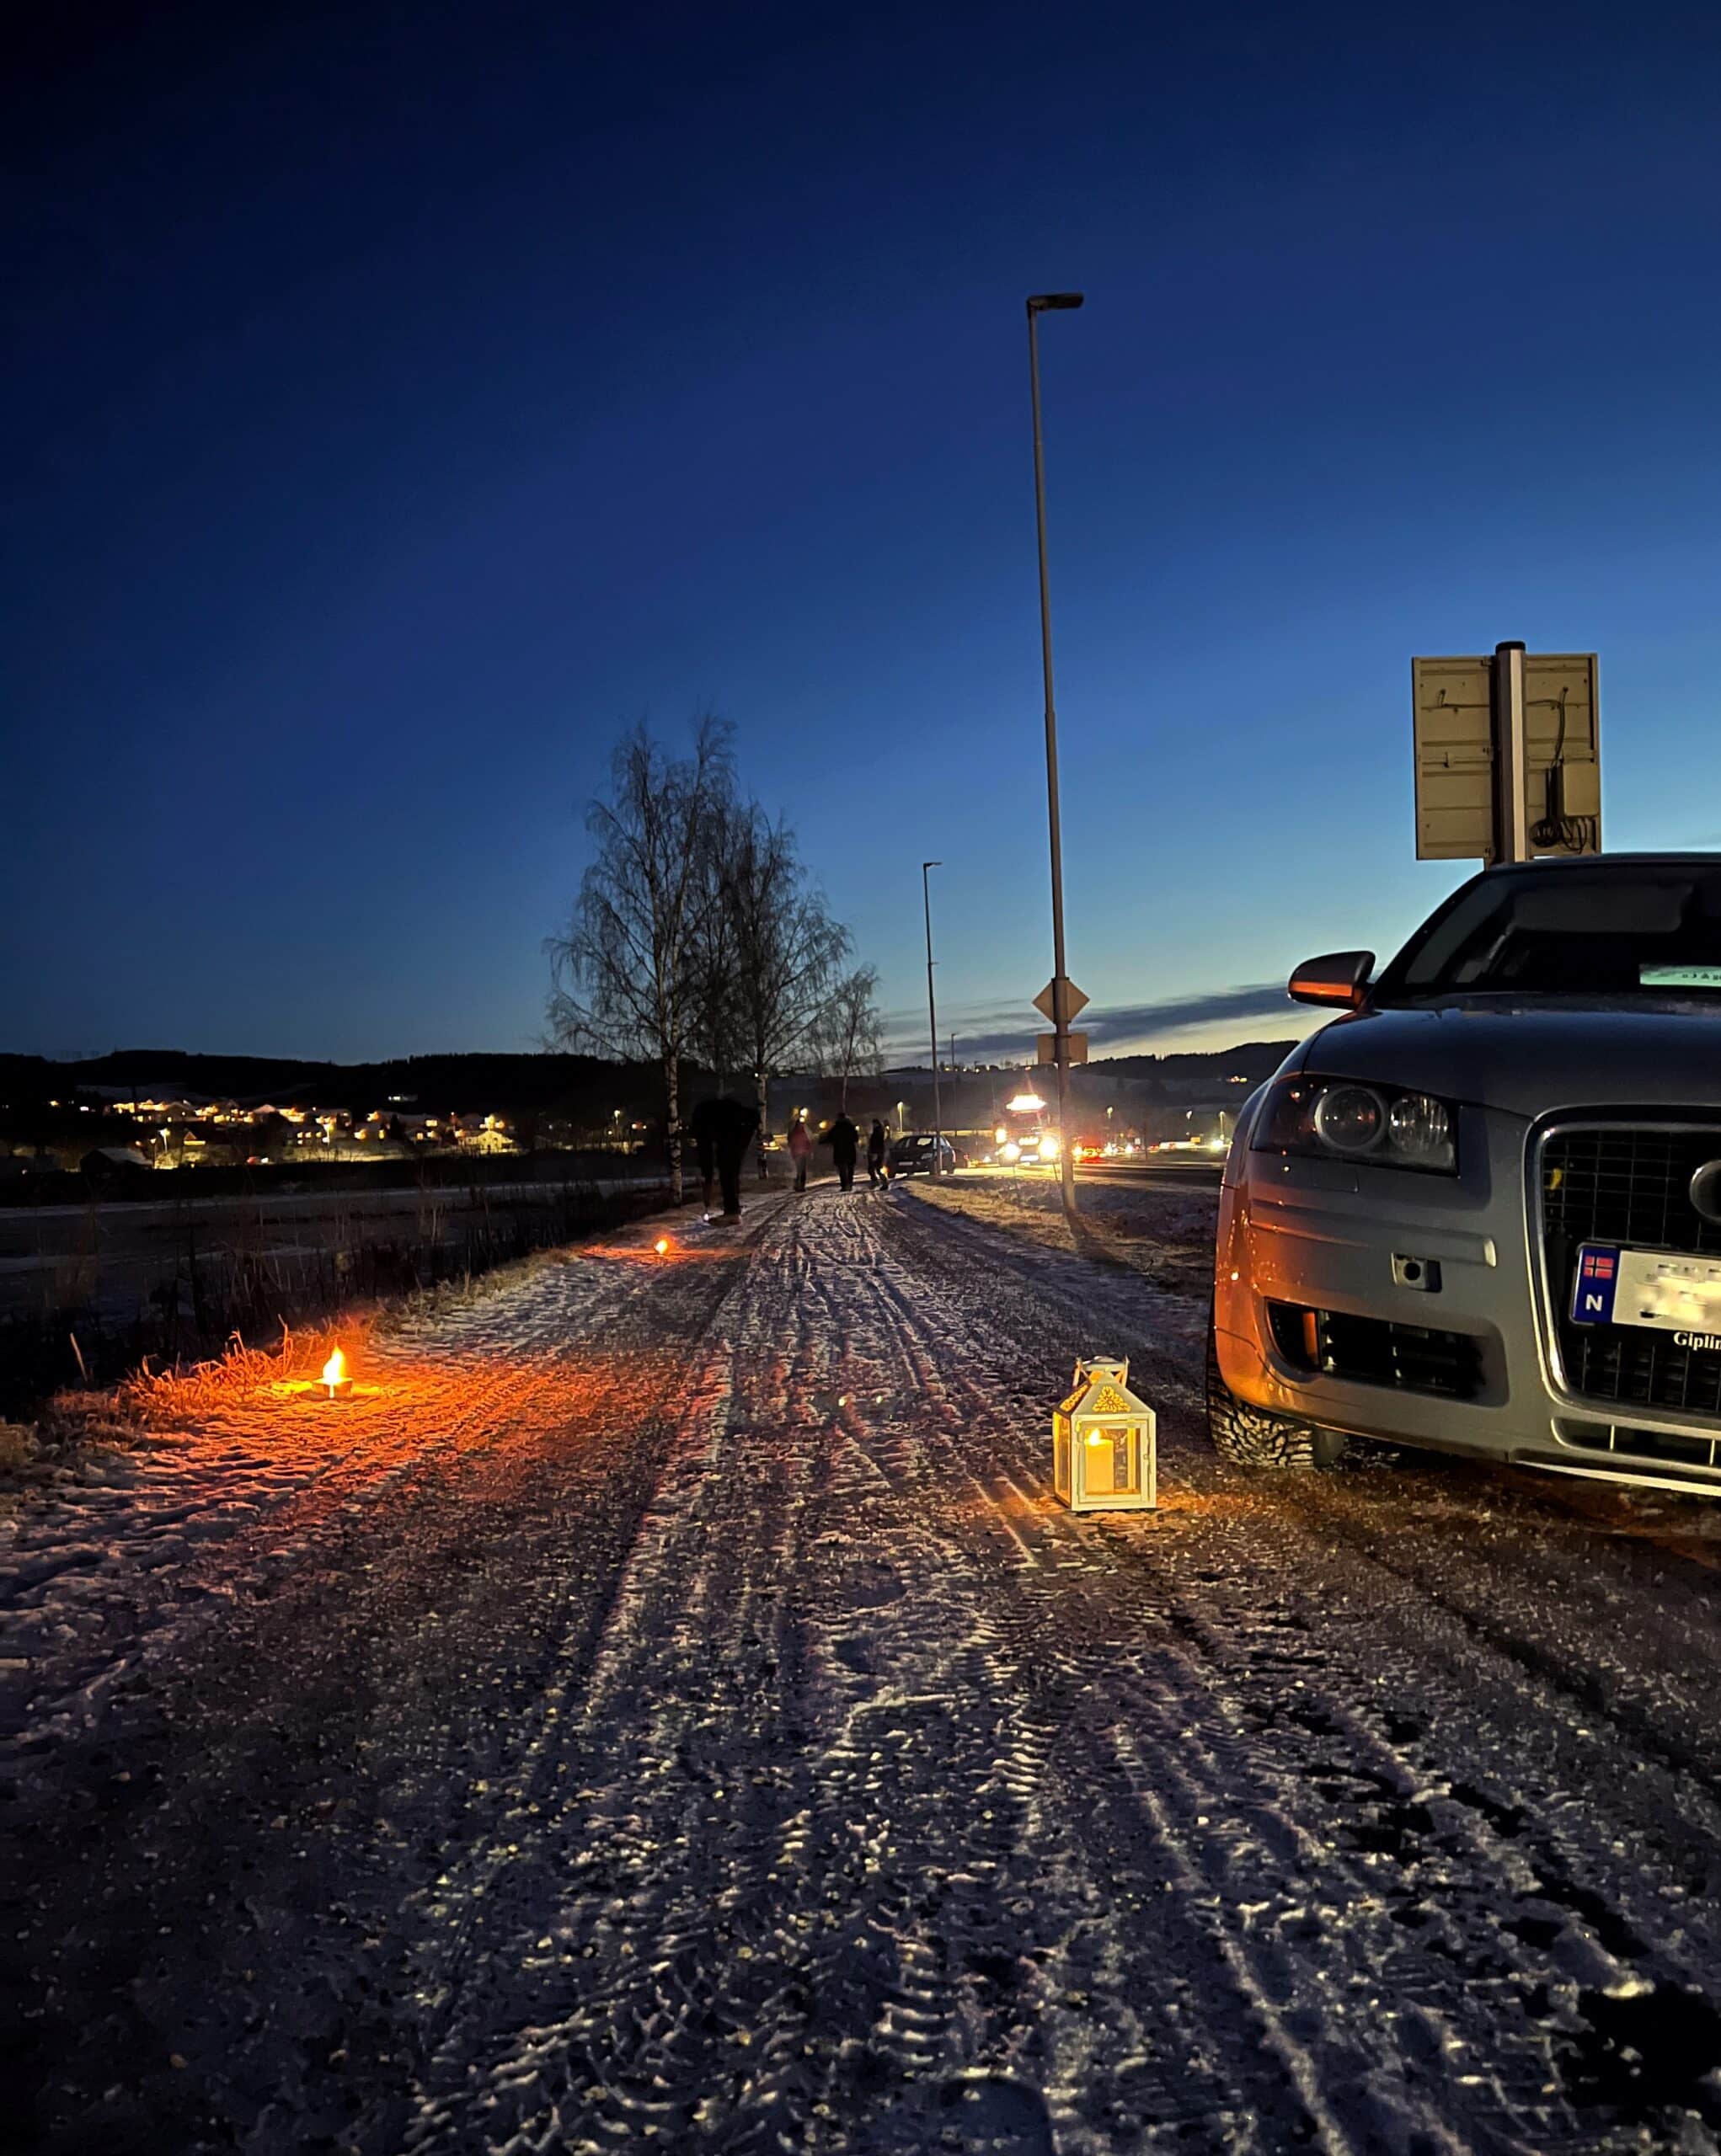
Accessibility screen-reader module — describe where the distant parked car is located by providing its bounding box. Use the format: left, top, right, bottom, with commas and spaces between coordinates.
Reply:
1211, 853, 1721, 1496
890, 1133, 956, 1177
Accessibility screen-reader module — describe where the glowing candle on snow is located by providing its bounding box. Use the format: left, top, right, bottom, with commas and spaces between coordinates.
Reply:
322, 1346, 352, 1401
654, 1236, 671, 1257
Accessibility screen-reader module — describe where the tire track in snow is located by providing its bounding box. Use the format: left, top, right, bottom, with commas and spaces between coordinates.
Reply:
846, 1237, 1516, 2152
245, 1191, 1721, 2149
880, 1189, 1721, 2151
403, 1198, 1327, 2152
10, 1209, 771, 2156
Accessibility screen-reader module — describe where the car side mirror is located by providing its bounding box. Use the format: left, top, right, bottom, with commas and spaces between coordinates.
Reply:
1288, 950, 1374, 1009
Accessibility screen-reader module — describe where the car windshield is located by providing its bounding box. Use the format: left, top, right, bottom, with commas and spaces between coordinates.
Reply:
1379, 862, 1721, 1000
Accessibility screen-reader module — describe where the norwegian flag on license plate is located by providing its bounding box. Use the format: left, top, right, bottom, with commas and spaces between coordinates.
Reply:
1570, 1243, 1619, 1325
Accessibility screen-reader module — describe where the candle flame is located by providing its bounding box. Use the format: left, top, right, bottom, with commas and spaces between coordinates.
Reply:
654, 1236, 671, 1256
323, 1347, 348, 1389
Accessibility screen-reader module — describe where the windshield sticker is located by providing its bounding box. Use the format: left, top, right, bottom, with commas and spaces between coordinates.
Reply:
1641, 965, 1721, 990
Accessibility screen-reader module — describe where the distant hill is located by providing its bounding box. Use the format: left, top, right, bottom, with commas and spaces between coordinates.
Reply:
1087, 1038, 1299, 1091
0, 1049, 671, 1120
0, 1035, 1302, 1123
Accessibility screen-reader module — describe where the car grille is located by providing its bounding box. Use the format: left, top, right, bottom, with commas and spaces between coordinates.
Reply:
1542, 1126, 1721, 1255
1556, 1418, 1721, 1474
1557, 1326, 1721, 1420
1542, 1123, 1721, 1418
1267, 1302, 1483, 1399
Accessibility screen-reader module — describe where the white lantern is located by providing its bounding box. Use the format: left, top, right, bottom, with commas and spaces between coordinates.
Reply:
1052, 1357, 1156, 1511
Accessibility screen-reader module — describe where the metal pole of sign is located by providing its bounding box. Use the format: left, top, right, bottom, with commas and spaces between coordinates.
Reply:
922, 861, 943, 1175
1027, 292, 1083, 1225
1491, 640, 1531, 864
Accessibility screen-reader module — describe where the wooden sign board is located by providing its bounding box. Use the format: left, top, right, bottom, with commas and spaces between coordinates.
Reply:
1413, 652, 1600, 862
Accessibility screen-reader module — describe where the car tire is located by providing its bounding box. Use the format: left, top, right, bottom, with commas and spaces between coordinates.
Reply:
1206, 1313, 1349, 1470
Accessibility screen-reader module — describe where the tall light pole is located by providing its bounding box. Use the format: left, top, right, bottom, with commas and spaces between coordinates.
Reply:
1027, 290, 1083, 1225
922, 861, 943, 1174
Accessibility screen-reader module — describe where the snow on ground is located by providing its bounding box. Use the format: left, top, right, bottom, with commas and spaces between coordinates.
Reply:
910, 1168, 1219, 1302
12, 1176, 1721, 2153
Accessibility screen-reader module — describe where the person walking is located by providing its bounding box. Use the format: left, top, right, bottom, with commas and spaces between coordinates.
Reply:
688, 1094, 761, 1220
787, 1113, 815, 1193
824, 1112, 860, 1193
866, 1118, 888, 1187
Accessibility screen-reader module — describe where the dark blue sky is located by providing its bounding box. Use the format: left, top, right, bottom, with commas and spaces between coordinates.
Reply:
9, 2, 1721, 1063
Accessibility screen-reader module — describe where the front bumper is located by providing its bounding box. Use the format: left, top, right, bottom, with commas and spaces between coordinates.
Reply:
1216, 1109, 1721, 1496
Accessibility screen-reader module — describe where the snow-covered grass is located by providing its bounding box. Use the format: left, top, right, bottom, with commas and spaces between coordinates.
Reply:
909, 1169, 1219, 1299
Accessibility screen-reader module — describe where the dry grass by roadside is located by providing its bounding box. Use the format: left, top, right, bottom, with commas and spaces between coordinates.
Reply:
0, 1422, 39, 1473
1, 1243, 572, 1494
906, 1171, 1219, 1296
119, 1313, 377, 1428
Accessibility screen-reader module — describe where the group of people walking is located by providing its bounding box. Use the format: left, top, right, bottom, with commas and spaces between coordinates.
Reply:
688, 1094, 891, 1222
787, 1113, 889, 1193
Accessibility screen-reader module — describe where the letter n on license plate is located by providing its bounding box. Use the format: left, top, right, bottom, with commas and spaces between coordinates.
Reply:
1569, 1243, 1619, 1326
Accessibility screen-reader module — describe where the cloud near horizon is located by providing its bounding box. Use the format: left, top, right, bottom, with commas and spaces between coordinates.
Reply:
881, 980, 1301, 1065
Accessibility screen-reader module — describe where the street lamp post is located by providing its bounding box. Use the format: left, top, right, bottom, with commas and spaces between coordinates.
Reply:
923, 861, 943, 1175
1027, 291, 1083, 1227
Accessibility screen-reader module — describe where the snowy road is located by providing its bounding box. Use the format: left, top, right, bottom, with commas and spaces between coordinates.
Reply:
11, 1183, 1721, 2153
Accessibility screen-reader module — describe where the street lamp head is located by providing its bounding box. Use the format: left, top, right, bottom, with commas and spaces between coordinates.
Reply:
1028, 292, 1084, 312
923, 859, 941, 871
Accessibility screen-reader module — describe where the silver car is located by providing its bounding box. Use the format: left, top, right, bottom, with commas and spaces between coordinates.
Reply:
1210, 853, 1721, 1496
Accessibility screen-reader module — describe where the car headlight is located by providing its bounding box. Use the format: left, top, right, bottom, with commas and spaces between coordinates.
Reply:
1041, 1133, 1061, 1158
1001, 1141, 1021, 1161
1253, 1076, 1457, 1174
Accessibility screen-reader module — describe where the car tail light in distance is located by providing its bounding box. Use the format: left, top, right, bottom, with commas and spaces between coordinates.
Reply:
1253, 1077, 1457, 1174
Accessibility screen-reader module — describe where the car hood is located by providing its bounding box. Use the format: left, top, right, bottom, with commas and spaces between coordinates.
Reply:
1300, 998, 1721, 1118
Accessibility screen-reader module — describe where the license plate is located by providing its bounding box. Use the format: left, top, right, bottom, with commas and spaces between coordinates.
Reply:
1571, 1241, 1721, 1342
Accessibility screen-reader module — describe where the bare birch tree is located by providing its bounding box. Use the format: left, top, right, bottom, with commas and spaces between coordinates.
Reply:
546, 718, 732, 1203
688, 862, 748, 1097
718, 806, 849, 1136
815, 965, 883, 1111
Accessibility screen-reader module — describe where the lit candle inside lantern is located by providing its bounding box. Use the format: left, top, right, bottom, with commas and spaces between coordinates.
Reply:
1052, 1356, 1157, 1512
322, 1347, 352, 1401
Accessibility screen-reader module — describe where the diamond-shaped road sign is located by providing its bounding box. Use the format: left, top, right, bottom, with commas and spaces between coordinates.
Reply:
1034, 976, 1088, 1028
